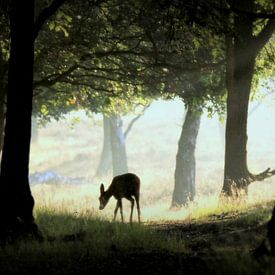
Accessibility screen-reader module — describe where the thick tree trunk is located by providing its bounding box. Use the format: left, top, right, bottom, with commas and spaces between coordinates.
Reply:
110, 114, 128, 176
221, 2, 275, 196
95, 115, 112, 177
222, 44, 255, 195
172, 107, 201, 206
222, 0, 257, 196
0, 0, 41, 241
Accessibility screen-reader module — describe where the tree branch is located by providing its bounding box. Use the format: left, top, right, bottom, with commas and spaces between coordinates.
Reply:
124, 104, 151, 138
154, 59, 225, 74
33, 64, 79, 88
33, 0, 67, 40
243, 168, 275, 186
231, 8, 275, 19
215, 6, 275, 19
56, 79, 116, 95
253, 19, 275, 55
252, 168, 275, 182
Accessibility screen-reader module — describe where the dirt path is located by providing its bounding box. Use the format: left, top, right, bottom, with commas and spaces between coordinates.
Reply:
148, 211, 267, 254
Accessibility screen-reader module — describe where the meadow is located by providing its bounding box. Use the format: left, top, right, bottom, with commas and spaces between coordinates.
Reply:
30, 99, 275, 221
2, 99, 273, 274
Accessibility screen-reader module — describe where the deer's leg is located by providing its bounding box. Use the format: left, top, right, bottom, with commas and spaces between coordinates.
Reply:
118, 198, 124, 223
126, 197, 135, 224
114, 200, 120, 222
135, 194, 141, 223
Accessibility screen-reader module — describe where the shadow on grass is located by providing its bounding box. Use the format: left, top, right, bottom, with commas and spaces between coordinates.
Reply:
0, 209, 208, 275
1, 206, 275, 274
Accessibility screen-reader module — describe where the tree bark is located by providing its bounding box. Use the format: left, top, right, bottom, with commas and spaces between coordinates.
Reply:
95, 115, 112, 177
172, 106, 201, 206
222, 0, 275, 196
0, 0, 41, 241
222, 31, 255, 195
110, 114, 128, 176
0, 94, 5, 153
0, 53, 7, 154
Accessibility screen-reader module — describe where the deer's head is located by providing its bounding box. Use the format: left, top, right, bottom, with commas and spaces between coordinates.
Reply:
99, 183, 109, 210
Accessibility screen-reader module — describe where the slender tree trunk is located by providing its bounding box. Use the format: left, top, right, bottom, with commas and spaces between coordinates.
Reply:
95, 115, 112, 177
0, 0, 41, 241
172, 106, 201, 206
110, 114, 128, 176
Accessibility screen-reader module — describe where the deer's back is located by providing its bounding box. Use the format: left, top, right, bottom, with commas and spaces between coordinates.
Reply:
109, 173, 140, 199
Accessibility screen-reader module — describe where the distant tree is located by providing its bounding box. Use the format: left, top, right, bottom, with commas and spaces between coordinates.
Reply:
172, 106, 201, 206
171, 69, 226, 206
95, 115, 112, 176
95, 103, 150, 177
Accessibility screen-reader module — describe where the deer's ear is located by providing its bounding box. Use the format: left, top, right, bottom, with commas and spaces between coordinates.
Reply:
100, 183, 104, 194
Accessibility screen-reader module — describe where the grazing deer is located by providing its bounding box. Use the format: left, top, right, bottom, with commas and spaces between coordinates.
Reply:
99, 173, 141, 223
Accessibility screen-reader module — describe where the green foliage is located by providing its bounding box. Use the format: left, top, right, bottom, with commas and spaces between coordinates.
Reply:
31, 0, 229, 122
5, 0, 274, 122
47, 10, 72, 37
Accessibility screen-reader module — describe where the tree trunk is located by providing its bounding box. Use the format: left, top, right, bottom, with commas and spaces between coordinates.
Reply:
0, 0, 41, 241
110, 114, 128, 176
0, 54, 7, 154
222, 0, 258, 196
0, 96, 5, 153
172, 106, 201, 206
95, 115, 112, 177
222, 40, 256, 196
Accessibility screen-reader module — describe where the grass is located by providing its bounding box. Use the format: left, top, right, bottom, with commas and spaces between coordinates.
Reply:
0, 202, 275, 274
0, 208, 187, 275
11, 101, 275, 273
35, 207, 184, 253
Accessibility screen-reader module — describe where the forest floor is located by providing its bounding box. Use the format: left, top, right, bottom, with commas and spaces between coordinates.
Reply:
0, 200, 274, 275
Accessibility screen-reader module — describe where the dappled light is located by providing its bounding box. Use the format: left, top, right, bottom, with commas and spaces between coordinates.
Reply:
1, 0, 275, 273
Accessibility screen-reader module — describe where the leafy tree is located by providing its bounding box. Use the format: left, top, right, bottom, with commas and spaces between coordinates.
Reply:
221, 0, 275, 197
33, 0, 227, 203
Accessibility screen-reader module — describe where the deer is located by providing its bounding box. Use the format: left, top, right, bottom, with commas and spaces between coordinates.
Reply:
99, 173, 141, 224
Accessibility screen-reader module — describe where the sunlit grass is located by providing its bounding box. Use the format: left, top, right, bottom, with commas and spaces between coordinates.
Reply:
21, 188, 274, 275
32, 180, 275, 226
30, 103, 275, 224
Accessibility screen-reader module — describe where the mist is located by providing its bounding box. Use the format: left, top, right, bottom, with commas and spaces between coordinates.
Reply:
29, 89, 275, 222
